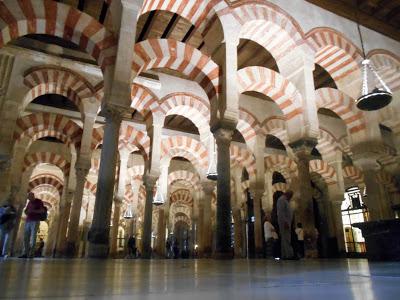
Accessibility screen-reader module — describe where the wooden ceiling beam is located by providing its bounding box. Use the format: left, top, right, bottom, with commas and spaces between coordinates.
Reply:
137, 11, 157, 42
306, 0, 400, 42
161, 13, 179, 39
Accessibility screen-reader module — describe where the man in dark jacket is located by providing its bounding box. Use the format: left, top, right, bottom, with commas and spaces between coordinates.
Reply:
19, 192, 46, 258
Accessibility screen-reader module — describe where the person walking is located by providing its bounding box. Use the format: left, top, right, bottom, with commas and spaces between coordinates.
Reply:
295, 222, 305, 258
19, 192, 47, 258
0, 197, 17, 258
277, 191, 295, 259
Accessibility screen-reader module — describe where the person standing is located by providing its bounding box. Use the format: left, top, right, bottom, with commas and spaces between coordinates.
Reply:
19, 192, 46, 258
277, 191, 294, 259
127, 235, 136, 258
0, 197, 17, 258
295, 223, 305, 258
263, 214, 278, 258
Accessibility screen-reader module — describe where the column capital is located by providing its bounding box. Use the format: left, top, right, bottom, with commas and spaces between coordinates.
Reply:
201, 181, 216, 194
0, 154, 11, 171
75, 161, 91, 179
213, 127, 234, 145
143, 174, 158, 190
289, 138, 318, 160
101, 103, 125, 124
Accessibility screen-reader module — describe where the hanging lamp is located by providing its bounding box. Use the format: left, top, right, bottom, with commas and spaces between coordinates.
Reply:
123, 203, 134, 219
206, 139, 218, 181
355, 13, 392, 111
152, 182, 165, 206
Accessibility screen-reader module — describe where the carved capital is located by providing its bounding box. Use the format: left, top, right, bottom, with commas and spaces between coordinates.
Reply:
201, 181, 215, 194
143, 174, 158, 190
289, 138, 318, 161
101, 103, 125, 124
213, 128, 234, 147
0, 154, 11, 172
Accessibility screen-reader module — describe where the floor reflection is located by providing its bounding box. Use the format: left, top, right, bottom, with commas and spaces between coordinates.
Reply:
0, 258, 399, 299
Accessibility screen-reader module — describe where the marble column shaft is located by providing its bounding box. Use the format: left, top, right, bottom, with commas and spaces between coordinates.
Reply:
290, 139, 318, 258
88, 106, 123, 258
202, 181, 214, 257
67, 164, 90, 255
214, 127, 234, 258
142, 174, 157, 259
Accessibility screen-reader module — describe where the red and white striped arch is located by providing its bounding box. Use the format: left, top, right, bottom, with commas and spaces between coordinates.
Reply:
91, 126, 104, 150
168, 170, 200, 190
343, 165, 364, 186
160, 93, 211, 143
0, 0, 117, 70
230, 1, 304, 48
131, 83, 159, 126
161, 136, 208, 171
23, 152, 71, 175
230, 145, 256, 178
265, 154, 297, 179
14, 112, 82, 148
140, 0, 227, 35
239, 19, 299, 71
237, 108, 260, 149
307, 27, 362, 84
29, 174, 63, 195
261, 116, 288, 145
317, 128, 340, 158
339, 135, 352, 156
23, 66, 97, 111
238, 66, 303, 121
128, 165, 145, 181
84, 180, 97, 195
368, 50, 400, 92
309, 159, 337, 185
170, 189, 193, 205
315, 88, 366, 135
119, 124, 150, 160
124, 184, 134, 204
133, 39, 220, 104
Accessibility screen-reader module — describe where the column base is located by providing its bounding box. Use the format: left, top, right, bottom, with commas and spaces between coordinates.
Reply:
65, 242, 77, 258
87, 228, 110, 258
214, 250, 234, 260
88, 242, 109, 258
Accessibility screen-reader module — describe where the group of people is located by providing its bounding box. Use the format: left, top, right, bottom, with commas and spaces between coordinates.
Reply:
263, 191, 307, 260
0, 191, 47, 259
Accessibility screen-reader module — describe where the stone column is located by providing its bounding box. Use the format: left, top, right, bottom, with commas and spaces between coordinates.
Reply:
66, 161, 90, 256
201, 181, 215, 257
45, 212, 60, 257
155, 208, 165, 256
290, 138, 318, 258
327, 154, 346, 254
251, 134, 267, 257
213, 127, 234, 259
88, 105, 123, 258
232, 167, 244, 258
142, 174, 157, 259
110, 200, 122, 256
55, 190, 74, 256
155, 164, 168, 257
197, 199, 204, 257
110, 149, 130, 256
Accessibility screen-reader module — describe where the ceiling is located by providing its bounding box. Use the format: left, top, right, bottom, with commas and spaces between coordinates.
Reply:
306, 0, 400, 42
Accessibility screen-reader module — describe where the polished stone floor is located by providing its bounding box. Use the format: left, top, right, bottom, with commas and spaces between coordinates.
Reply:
0, 258, 399, 299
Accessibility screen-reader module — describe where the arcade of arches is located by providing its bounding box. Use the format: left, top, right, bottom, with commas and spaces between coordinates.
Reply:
0, 0, 399, 261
